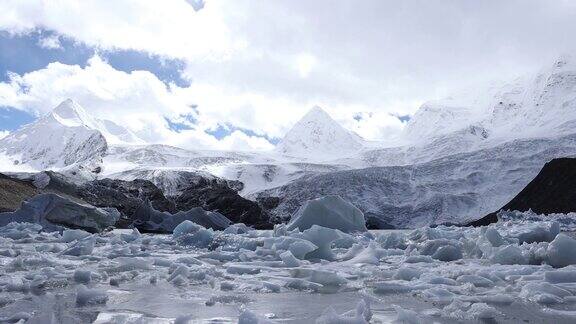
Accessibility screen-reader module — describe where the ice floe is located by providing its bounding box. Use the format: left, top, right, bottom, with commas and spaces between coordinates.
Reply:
1, 214, 576, 322
287, 195, 367, 233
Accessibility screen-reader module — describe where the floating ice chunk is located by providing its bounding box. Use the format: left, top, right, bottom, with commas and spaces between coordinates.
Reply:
273, 223, 289, 237
432, 245, 462, 262
284, 278, 323, 291
220, 281, 236, 291
316, 299, 371, 324
456, 275, 493, 287
516, 221, 560, 244
212, 233, 260, 251
409, 227, 463, 242
0, 193, 119, 232
61, 235, 95, 256
405, 255, 434, 263
519, 282, 572, 304
287, 196, 367, 233
491, 245, 527, 265
280, 251, 301, 267
120, 228, 141, 242
170, 274, 187, 287
346, 242, 386, 265
340, 244, 365, 261
227, 265, 261, 275
484, 227, 505, 247
172, 220, 214, 248
173, 220, 204, 238
223, 223, 251, 234
393, 305, 422, 324
394, 267, 422, 281
289, 268, 347, 287
295, 225, 344, 261
545, 270, 576, 283
61, 229, 91, 242
263, 236, 318, 260
238, 307, 273, 324
114, 257, 153, 271
477, 294, 514, 305
468, 303, 500, 319
0, 222, 43, 239
6, 278, 30, 293
376, 231, 407, 249
73, 270, 93, 284
168, 265, 189, 283
289, 241, 318, 259
373, 281, 423, 294
421, 288, 456, 304
508, 221, 560, 244
547, 234, 576, 268
419, 239, 460, 257
426, 277, 457, 286
76, 285, 108, 306
176, 256, 202, 266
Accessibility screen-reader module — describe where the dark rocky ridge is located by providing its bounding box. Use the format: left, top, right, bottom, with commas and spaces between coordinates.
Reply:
175, 177, 272, 229
1, 171, 273, 229
469, 158, 576, 226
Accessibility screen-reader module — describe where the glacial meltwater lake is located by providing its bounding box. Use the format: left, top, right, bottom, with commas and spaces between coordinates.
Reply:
2, 226, 576, 323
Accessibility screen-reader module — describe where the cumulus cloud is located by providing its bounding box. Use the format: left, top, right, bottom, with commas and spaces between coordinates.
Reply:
0, 56, 274, 151
1, 0, 576, 144
0, 130, 9, 139
0, 0, 242, 61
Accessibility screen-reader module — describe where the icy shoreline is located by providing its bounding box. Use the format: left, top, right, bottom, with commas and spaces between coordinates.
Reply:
2, 218, 576, 323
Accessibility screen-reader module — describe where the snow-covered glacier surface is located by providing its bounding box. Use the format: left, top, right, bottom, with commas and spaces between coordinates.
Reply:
2, 218, 576, 323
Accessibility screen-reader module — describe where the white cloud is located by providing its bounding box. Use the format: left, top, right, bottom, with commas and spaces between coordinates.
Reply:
0, 0, 243, 61
294, 53, 317, 78
0, 130, 9, 140
0, 56, 274, 151
37, 34, 61, 49
1, 0, 575, 144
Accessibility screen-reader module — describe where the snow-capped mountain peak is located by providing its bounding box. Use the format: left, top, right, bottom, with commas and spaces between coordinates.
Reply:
50, 98, 93, 127
275, 106, 364, 160
49, 99, 144, 145
0, 99, 108, 170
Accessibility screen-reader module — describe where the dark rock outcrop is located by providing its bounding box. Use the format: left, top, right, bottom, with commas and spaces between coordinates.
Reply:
79, 178, 176, 215
469, 158, 576, 226
2, 170, 273, 229
33, 172, 175, 227
0, 193, 119, 232
175, 177, 272, 229
0, 173, 39, 212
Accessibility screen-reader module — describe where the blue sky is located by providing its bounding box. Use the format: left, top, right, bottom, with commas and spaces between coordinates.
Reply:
0, 30, 193, 133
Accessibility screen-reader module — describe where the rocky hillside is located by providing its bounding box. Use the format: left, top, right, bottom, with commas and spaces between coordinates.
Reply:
1, 171, 273, 229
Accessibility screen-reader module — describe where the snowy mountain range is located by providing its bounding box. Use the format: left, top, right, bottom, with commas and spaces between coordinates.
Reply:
2, 57, 576, 228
